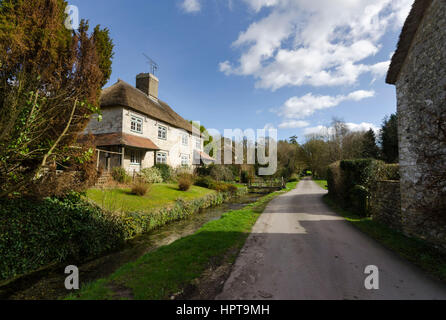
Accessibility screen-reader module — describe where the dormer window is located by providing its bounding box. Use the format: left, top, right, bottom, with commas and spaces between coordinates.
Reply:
131, 116, 143, 134
158, 125, 167, 140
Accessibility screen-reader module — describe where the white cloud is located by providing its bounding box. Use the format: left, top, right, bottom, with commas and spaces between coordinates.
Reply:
220, 0, 412, 90
278, 120, 309, 129
181, 0, 201, 13
304, 122, 379, 136
277, 90, 375, 119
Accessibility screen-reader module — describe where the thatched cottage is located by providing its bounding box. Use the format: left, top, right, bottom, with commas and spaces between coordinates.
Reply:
386, 0, 446, 249
84, 73, 214, 174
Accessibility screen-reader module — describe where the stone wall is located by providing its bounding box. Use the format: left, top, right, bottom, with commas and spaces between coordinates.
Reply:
371, 181, 402, 232
395, 0, 446, 251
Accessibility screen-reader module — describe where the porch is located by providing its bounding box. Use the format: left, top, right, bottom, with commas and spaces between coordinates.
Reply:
92, 132, 160, 175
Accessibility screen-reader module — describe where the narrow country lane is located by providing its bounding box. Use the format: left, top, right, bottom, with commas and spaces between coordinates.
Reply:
217, 178, 446, 300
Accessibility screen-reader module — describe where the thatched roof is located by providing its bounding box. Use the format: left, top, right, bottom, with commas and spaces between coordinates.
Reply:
89, 132, 160, 150
386, 0, 433, 84
100, 79, 194, 133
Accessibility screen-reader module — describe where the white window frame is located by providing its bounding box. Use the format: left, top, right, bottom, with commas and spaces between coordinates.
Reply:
182, 134, 189, 146
181, 154, 189, 167
158, 125, 167, 140
130, 150, 141, 165
130, 115, 143, 134
156, 152, 167, 164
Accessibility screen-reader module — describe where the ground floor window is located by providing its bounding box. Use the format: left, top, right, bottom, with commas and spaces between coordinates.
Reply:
156, 152, 167, 164
130, 150, 141, 164
181, 154, 189, 166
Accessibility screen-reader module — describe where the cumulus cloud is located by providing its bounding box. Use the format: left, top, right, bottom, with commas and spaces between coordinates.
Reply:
181, 0, 201, 13
277, 90, 375, 119
278, 120, 309, 129
304, 122, 379, 136
221, 0, 412, 90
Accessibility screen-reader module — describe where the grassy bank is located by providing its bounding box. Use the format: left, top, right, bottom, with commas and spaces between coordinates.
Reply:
86, 184, 216, 213
68, 181, 298, 300
313, 179, 328, 190
323, 195, 446, 282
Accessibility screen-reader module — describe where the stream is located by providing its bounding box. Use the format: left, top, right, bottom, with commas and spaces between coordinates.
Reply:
0, 193, 262, 300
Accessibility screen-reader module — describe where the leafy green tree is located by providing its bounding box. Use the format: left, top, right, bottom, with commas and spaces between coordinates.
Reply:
0, 0, 114, 198
379, 114, 399, 163
361, 129, 380, 159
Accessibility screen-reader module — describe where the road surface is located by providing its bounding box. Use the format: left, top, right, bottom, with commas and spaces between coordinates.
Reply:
217, 178, 446, 300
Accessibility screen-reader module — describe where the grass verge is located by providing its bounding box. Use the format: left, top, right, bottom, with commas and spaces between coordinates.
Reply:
313, 179, 328, 190
86, 184, 215, 213
67, 181, 298, 300
323, 194, 446, 282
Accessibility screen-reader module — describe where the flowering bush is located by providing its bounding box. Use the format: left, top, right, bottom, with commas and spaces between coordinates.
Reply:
140, 167, 163, 184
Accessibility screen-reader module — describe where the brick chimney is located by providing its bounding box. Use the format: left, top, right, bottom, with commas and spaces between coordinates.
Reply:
136, 73, 159, 99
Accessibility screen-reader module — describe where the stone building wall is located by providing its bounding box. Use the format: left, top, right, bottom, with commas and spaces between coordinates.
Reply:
395, 0, 446, 250
371, 181, 402, 232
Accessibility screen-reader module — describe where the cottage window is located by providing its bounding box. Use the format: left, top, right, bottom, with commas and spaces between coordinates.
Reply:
130, 116, 143, 134
195, 138, 201, 150
156, 152, 167, 164
181, 154, 189, 167
130, 150, 141, 164
158, 125, 167, 140
182, 134, 188, 146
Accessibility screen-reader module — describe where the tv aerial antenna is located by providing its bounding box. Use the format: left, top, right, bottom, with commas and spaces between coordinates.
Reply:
143, 53, 159, 75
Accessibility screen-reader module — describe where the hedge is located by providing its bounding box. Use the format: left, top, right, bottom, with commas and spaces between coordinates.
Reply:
327, 159, 400, 216
0, 187, 248, 282
0, 193, 126, 282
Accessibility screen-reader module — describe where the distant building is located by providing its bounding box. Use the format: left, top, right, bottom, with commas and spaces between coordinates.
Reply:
386, 0, 446, 249
84, 73, 214, 174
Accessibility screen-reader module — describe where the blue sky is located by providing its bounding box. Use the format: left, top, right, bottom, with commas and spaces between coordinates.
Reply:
70, 0, 412, 143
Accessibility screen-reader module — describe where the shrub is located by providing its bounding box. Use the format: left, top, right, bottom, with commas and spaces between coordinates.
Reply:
210, 165, 234, 182
140, 167, 163, 184
227, 184, 238, 195
288, 174, 300, 182
195, 165, 212, 177
111, 167, 131, 184
178, 174, 193, 191
194, 176, 217, 189
240, 170, 253, 184
214, 182, 229, 193
172, 166, 193, 182
131, 180, 151, 196
154, 164, 173, 182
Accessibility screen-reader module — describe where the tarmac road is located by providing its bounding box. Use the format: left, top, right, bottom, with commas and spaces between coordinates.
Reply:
217, 178, 446, 300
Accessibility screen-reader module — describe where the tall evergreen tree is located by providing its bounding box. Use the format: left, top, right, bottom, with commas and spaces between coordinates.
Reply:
0, 0, 114, 197
379, 114, 399, 163
361, 129, 380, 159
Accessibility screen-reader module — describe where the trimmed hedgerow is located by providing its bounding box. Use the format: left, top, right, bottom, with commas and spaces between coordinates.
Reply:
327, 159, 400, 216
0, 193, 126, 282
0, 186, 249, 282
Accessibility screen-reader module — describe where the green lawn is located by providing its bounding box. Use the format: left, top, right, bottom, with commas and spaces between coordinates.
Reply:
68, 181, 298, 300
313, 179, 328, 190
323, 195, 446, 283
86, 184, 215, 213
